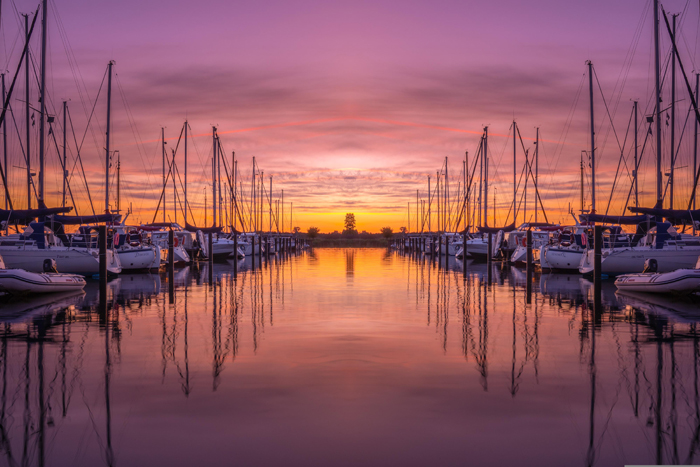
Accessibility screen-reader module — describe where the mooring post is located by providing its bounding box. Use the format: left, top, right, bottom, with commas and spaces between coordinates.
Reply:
594, 225, 602, 291
462, 232, 467, 280
98, 224, 107, 292
168, 229, 174, 303
526, 229, 533, 303
208, 232, 214, 283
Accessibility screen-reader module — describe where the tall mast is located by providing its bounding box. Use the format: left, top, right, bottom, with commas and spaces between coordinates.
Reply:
483, 127, 488, 227
24, 14, 30, 209
269, 176, 273, 233
535, 127, 539, 222
233, 156, 237, 230
291, 202, 293, 233
184, 121, 188, 224
669, 14, 677, 209
524, 147, 528, 223
513, 120, 516, 225
695, 75, 699, 210
580, 152, 585, 213
427, 176, 431, 232
654, 0, 662, 203
416, 189, 419, 232
252, 157, 256, 231
259, 171, 263, 232
588, 60, 596, 213
172, 148, 176, 224
437, 171, 440, 232
116, 152, 120, 214
218, 138, 222, 228
105, 61, 112, 213
478, 137, 483, 228
212, 127, 217, 228
37, 0, 47, 205
281, 188, 284, 233
634, 100, 639, 207
161, 127, 166, 222
2, 74, 7, 212
62, 101, 66, 208
444, 157, 448, 231
464, 152, 468, 232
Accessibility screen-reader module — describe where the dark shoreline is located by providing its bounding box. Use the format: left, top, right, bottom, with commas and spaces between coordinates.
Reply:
309, 238, 389, 248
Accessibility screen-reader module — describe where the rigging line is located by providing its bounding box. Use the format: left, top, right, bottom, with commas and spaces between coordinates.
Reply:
662, 101, 694, 202
75, 66, 107, 164
622, 118, 654, 214
593, 66, 624, 154
66, 106, 96, 216
604, 105, 635, 216
516, 127, 548, 223
48, 119, 77, 211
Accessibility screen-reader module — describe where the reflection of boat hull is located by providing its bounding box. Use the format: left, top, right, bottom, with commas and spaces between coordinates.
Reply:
0, 269, 86, 294
616, 290, 700, 323
615, 269, 700, 295
0, 291, 85, 323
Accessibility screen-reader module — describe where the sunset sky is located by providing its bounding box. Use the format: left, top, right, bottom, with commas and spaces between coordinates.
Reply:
1, 0, 699, 232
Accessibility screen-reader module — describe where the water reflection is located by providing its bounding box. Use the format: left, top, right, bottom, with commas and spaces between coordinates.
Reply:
1, 249, 700, 466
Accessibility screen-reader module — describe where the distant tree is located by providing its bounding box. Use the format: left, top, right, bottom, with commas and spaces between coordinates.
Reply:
400, 226, 407, 234
381, 227, 393, 239
293, 226, 300, 234
307, 227, 319, 238
343, 213, 357, 235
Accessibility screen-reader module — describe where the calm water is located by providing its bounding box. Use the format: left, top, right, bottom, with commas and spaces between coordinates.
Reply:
1, 248, 700, 466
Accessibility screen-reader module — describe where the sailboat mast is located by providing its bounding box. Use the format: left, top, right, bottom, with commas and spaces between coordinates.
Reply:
695, 75, 699, 210
281, 188, 284, 233
654, 0, 662, 203
437, 171, 440, 232
105, 61, 112, 213
513, 120, 516, 225
24, 14, 30, 209
483, 127, 488, 227
535, 127, 539, 223
252, 157, 256, 231
464, 153, 467, 232
1, 74, 6, 215
162, 127, 166, 222
670, 14, 677, 209
416, 189, 419, 232
212, 127, 217, 228
269, 176, 272, 233
427, 176, 431, 232
62, 101, 66, 208
172, 148, 176, 224
184, 121, 188, 224
38, 0, 46, 205
580, 152, 584, 213
445, 157, 448, 231
634, 100, 639, 207
116, 152, 120, 214
588, 60, 596, 213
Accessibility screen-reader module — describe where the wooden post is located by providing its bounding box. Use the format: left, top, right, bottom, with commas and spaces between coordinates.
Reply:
462, 232, 467, 280
168, 229, 174, 303
526, 229, 533, 303
594, 225, 602, 291
99, 225, 107, 289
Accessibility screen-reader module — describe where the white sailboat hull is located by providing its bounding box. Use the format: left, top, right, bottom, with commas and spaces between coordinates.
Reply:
541, 246, 584, 272
580, 247, 700, 275
117, 247, 159, 271
0, 247, 121, 275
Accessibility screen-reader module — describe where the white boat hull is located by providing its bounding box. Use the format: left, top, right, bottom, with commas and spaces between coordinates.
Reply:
117, 246, 159, 271
0, 247, 121, 275
580, 247, 700, 275
541, 246, 584, 272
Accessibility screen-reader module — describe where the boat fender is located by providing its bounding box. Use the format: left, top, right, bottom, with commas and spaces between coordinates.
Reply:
643, 258, 658, 273
174, 236, 179, 247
